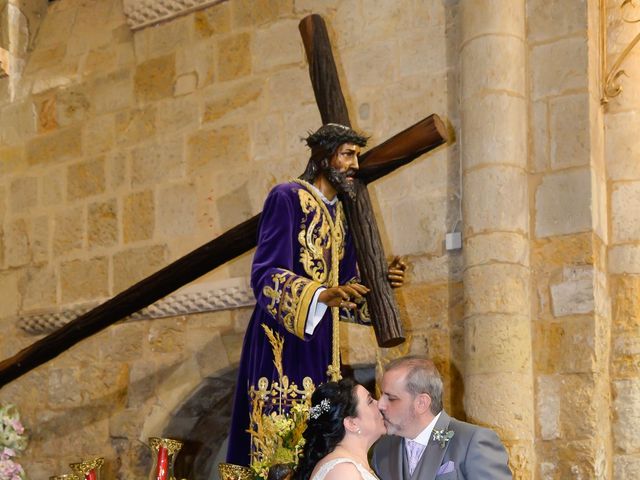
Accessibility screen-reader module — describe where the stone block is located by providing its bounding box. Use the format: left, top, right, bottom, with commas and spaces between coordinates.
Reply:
186, 329, 231, 378
81, 47, 119, 77
606, 111, 640, 181
88, 199, 118, 248
614, 455, 640, 479
464, 371, 533, 440
47, 367, 82, 407
131, 137, 184, 186
107, 150, 128, 191
340, 322, 377, 366
145, 15, 195, 60
113, 244, 168, 294
531, 37, 588, 100
342, 39, 395, 92
253, 20, 302, 72
35, 91, 58, 133
103, 321, 146, 363
537, 375, 560, 440
550, 94, 590, 169
217, 32, 251, 81
534, 168, 592, 238
9, 176, 38, 214
91, 68, 134, 114
83, 114, 116, 156
550, 265, 594, 317
612, 182, 640, 243
53, 206, 84, 256
134, 53, 176, 102
202, 77, 265, 124
187, 124, 250, 175
0, 101, 37, 146
398, 24, 447, 78
534, 318, 596, 374
26, 44, 67, 74
464, 232, 529, 268
0, 145, 26, 176
230, 0, 294, 28
56, 86, 91, 127
531, 99, 549, 173
4, 219, 30, 267
411, 254, 463, 284
527, 0, 587, 42
611, 275, 640, 334
464, 166, 528, 235
609, 245, 640, 275
29, 215, 50, 264
127, 360, 158, 407
115, 105, 157, 147
396, 283, 453, 331
221, 331, 244, 365
464, 263, 529, 316
41, 167, 65, 206
155, 95, 198, 134
466, 312, 532, 375
462, 94, 527, 169
612, 335, 640, 379
613, 379, 640, 453
0, 272, 20, 318
266, 65, 316, 109
67, 157, 106, 200
194, 2, 231, 38
157, 182, 197, 238
26, 126, 82, 165
60, 256, 109, 303
378, 194, 447, 256
20, 266, 57, 310
461, 35, 525, 100
174, 72, 197, 96
461, 0, 525, 42
123, 190, 154, 243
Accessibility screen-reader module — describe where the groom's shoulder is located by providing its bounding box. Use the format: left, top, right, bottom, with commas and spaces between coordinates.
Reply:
373, 433, 402, 451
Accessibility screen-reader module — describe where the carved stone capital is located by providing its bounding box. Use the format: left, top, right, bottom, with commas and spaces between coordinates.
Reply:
17, 277, 255, 335
122, 0, 227, 30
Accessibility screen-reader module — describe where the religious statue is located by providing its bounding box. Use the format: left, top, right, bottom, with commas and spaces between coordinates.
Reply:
225, 123, 407, 467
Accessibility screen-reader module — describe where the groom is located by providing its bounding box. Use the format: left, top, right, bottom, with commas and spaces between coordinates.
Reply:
371, 356, 512, 480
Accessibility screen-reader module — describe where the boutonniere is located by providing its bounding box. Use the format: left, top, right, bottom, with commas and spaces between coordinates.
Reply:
432, 428, 454, 448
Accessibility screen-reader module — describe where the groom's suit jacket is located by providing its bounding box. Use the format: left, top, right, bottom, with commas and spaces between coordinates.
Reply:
371, 411, 512, 480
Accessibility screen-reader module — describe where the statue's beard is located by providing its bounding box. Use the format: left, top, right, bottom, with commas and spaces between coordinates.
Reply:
325, 166, 357, 200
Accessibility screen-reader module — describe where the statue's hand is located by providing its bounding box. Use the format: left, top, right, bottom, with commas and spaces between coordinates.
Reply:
318, 283, 370, 309
388, 256, 408, 288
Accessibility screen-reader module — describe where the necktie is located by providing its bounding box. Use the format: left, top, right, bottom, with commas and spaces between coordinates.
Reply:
406, 439, 425, 475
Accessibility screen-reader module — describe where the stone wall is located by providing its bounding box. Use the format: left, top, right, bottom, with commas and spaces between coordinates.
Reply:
0, 0, 455, 478
605, 0, 640, 477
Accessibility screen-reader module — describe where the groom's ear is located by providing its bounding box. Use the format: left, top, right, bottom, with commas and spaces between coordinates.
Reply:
414, 393, 432, 415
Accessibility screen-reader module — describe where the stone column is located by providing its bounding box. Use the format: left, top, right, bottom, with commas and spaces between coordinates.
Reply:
459, 0, 534, 476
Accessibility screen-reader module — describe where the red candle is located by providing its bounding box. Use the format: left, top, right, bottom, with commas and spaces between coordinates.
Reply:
155, 445, 169, 480
85, 470, 97, 480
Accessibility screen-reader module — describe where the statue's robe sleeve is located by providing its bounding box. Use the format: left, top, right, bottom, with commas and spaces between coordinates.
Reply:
251, 185, 325, 339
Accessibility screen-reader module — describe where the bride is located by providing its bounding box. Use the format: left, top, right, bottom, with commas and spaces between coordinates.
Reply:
295, 378, 386, 480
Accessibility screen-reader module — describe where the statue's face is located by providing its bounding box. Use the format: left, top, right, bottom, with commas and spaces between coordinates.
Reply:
324, 143, 361, 199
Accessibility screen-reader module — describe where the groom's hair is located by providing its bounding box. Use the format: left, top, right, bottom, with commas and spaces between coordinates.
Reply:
384, 355, 444, 415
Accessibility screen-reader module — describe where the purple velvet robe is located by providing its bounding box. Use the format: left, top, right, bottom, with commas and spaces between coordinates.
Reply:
226, 180, 369, 466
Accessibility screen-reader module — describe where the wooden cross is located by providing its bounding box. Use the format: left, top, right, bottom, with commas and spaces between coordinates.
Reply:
0, 14, 447, 387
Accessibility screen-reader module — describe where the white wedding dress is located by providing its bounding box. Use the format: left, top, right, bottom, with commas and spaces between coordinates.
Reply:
310, 458, 380, 480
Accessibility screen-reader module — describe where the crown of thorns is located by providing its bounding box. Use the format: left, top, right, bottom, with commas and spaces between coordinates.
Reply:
309, 398, 332, 420
304, 123, 368, 155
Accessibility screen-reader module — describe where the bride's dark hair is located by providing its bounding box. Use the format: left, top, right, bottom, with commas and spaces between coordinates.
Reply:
295, 378, 358, 480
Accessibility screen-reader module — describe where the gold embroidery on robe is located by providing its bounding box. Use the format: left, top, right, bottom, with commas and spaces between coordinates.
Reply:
296, 188, 345, 285
263, 271, 288, 317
